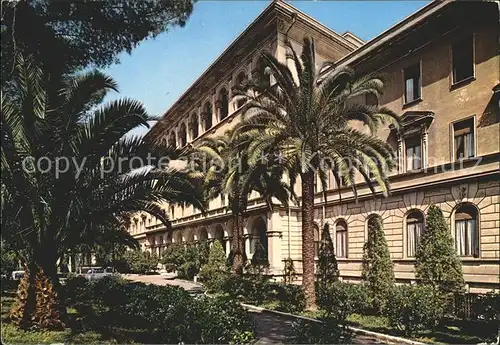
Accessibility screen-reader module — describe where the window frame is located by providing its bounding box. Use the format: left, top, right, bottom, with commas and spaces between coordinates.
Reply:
450, 33, 476, 87
403, 61, 422, 105
335, 220, 348, 259
450, 116, 476, 162
404, 135, 423, 172
453, 204, 480, 258
314, 223, 320, 259
405, 210, 425, 258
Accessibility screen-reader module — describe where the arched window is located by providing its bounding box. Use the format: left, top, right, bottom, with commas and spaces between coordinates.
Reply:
186, 231, 195, 244
455, 204, 479, 257
235, 72, 247, 109
174, 231, 183, 244
214, 225, 225, 252
190, 113, 199, 139
314, 224, 320, 258
218, 88, 229, 120
178, 123, 187, 147
255, 56, 271, 87
406, 210, 425, 257
251, 217, 268, 257
203, 101, 212, 130
199, 228, 208, 242
168, 131, 176, 148
336, 220, 348, 258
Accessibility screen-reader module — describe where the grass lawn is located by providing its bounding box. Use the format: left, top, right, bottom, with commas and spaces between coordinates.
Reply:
227, 290, 494, 345
1, 292, 139, 344
1, 283, 165, 344
346, 313, 492, 344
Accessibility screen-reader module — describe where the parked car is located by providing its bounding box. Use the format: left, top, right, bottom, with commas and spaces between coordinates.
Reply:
11, 270, 25, 280
77, 266, 117, 281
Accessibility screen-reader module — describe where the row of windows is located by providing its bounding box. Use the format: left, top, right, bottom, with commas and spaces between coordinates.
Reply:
313, 203, 480, 259
165, 61, 271, 148
403, 34, 474, 105
403, 116, 475, 173
310, 115, 476, 194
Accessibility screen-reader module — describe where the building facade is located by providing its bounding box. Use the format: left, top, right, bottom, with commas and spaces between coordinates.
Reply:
129, 0, 500, 293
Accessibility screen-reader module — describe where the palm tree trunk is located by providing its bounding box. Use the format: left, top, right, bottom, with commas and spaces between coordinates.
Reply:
301, 170, 317, 309
11, 251, 65, 330
231, 213, 245, 275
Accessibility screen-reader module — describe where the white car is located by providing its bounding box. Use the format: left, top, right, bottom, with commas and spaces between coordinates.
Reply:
11, 270, 25, 280
77, 267, 117, 281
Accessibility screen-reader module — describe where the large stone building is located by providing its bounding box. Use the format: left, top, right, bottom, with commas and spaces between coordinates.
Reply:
128, 0, 500, 293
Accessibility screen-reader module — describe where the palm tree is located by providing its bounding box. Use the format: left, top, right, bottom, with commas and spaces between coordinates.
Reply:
1, 53, 204, 329
233, 37, 400, 309
194, 130, 294, 274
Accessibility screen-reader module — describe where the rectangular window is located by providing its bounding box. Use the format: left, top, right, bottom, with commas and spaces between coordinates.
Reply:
336, 230, 347, 258
453, 119, 475, 160
455, 219, 477, 257
452, 35, 474, 84
407, 222, 424, 257
405, 136, 422, 171
404, 64, 421, 104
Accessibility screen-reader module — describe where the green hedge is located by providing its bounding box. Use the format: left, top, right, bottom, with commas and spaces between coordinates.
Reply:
384, 284, 444, 337
63, 276, 255, 344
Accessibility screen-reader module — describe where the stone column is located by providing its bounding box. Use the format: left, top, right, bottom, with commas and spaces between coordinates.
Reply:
267, 230, 282, 274
211, 93, 217, 127
185, 119, 191, 143
397, 135, 404, 174
215, 99, 221, 123
243, 234, 252, 261
197, 107, 203, 136
174, 126, 179, 148
421, 125, 428, 168
225, 236, 232, 257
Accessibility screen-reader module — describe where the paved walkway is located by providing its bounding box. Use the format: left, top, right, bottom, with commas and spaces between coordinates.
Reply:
126, 274, 386, 344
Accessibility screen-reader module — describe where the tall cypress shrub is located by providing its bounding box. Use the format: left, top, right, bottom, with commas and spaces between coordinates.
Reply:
317, 223, 340, 287
362, 217, 395, 312
415, 204, 465, 294
199, 241, 228, 293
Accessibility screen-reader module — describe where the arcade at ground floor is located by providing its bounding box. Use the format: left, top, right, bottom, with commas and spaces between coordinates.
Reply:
137, 178, 500, 293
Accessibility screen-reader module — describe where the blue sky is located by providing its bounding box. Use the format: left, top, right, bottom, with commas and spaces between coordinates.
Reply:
103, 1, 429, 136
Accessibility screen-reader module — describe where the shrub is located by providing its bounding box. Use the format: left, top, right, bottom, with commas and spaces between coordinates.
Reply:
194, 296, 256, 344
361, 217, 395, 313
276, 284, 305, 314
64, 276, 93, 312
290, 318, 352, 344
62, 277, 257, 344
282, 258, 297, 285
474, 292, 500, 342
248, 241, 269, 275
162, 242, 210, 280
317, 282, 369, 321
123, 250, 158, 274
161, 243, 186, 272
317, 223, 339, 290
199, 241, 229, 293
122, 283, 195, 337
385, 284, 445, 337
223, 274, 271, 305
415, 205, 465, 295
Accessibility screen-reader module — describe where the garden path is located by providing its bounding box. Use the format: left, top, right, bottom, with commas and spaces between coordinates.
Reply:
127, 274, 387, 344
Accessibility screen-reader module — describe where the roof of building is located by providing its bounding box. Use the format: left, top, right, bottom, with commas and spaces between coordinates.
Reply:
148, 0, 466, 140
